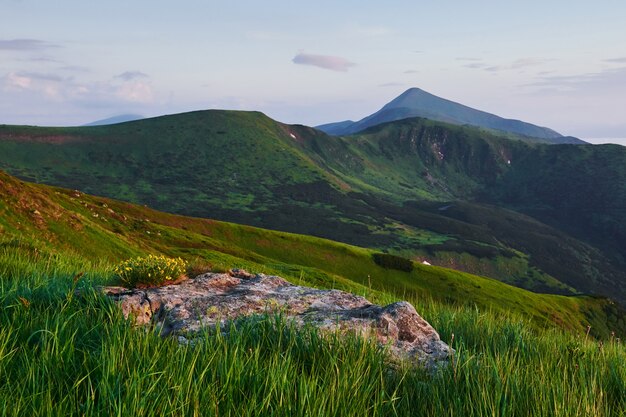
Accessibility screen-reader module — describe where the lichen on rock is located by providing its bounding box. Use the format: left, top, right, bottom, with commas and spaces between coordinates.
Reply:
103, 269, 453, 370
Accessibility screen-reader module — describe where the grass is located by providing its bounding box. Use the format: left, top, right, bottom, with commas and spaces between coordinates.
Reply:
1, 112, 625, 303
1, 169, 625, 339
1, 253, 625, 416
0, 172, 625, 415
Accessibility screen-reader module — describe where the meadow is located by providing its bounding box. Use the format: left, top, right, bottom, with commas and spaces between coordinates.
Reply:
1, 245, 625, 416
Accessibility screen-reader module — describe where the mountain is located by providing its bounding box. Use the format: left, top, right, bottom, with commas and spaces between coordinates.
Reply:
82, 114, 144, 126
1, 168, 624, 338
315, 120, 355, 135
316, 88, 587, 144
0, 110, 624, 305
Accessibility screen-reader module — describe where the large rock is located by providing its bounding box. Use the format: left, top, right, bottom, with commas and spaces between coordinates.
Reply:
104, 269, 453, 370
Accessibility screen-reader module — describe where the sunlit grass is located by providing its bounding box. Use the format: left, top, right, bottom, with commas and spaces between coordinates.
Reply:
1, 250, 624, 416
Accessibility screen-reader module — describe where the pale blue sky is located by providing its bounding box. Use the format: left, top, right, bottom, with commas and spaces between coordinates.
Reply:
1, 0, 625, 141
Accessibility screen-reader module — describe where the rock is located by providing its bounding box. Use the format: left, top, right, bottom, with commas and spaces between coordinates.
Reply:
104, 271, 453, 370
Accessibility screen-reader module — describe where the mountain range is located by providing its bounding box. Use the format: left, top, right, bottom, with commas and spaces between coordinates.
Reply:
82, 114, 144, 126
317, 88, 586, 144
0, 89, 624, 309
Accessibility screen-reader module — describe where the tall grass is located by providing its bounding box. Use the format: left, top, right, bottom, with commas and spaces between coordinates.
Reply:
1, 252, 625, 416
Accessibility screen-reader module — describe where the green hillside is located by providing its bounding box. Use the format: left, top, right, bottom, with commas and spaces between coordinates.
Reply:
1, 169, 625, 338
2, 172, 626, 417
305, 118, 626, 299
0, 112, 624, 305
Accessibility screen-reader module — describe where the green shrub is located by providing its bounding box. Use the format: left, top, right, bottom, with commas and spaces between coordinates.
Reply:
372, 252, 414, 272
114, 255, 186, 288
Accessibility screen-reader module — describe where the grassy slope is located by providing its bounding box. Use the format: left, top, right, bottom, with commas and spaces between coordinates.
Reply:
1, 173, 625, 416
0, 113, 624, 304
1, 170, 624, 339
2, 270, 625, 416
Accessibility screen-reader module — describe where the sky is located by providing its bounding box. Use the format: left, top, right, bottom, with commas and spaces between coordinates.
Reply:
1, 0, 626, 144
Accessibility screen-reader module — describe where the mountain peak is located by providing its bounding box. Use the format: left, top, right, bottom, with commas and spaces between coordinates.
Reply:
382, 87, 453, 111
317, 88, 585, 144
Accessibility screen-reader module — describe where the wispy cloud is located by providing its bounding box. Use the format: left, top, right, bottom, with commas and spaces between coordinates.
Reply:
525, 67, 626, 93
292, 53, 355, 72
114, 71, 149, 81
510, 58, 547, 69
605, 57, 626, 63
2, 69, 154, 105
404, 69, 419, 74
14, 71, 65, 82
464, 57, 550, 73
0, 39, 60, 51
464, 63, 487, 69
18, 55, 61, 63
3, 71, 66, 99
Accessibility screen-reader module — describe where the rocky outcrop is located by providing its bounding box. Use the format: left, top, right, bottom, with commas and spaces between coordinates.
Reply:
104, 269, 452, 370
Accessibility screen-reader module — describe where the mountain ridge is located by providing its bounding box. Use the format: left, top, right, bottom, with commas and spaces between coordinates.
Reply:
0, 110, 623, 305
317, 87, 586, 144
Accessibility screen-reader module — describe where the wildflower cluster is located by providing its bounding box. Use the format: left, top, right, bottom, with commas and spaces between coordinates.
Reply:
114, 254, 187, 288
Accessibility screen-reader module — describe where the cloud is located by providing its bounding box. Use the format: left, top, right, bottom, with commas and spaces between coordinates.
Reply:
0, 39, 59, 51
524, 67, 626, 93
3, 71, 65, 99
114, 71, 149, 81
16, 71, 65, 82
404, 69, 419, 74
379, 82, 404, 87
4, 72, 68, 93
2, 69, 154, 104
605, 57, 626, 63
5, 72, 32, 89
464, 57, 550, 73
464, 63, 487, 69
292, 53, 355, 72
114, 80, 153, 102
510, 58, 548, 69
18, 55, 61, 63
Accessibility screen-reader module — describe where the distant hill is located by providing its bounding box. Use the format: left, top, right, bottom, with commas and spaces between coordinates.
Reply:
315, 120, 355, 135
317, 88, 586, 144
82, 114, 144, 126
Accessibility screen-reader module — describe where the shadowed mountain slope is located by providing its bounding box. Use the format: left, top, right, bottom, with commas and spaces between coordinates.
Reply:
1, 169, 625, 339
